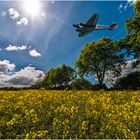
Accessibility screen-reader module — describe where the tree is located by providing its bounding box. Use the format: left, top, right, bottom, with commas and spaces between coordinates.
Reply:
126, 1, 140, 34
59, 64, 76, 87
116, 1, 140, 60
35, 64, 76, 89
76, 38, 123, 88
114, 71, 140, 90
70, 78, 93, 90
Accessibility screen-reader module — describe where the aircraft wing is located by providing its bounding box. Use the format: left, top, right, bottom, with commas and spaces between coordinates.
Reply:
78, 28, 93, 37
78, 31, 87, 37
86, 13, 99, 26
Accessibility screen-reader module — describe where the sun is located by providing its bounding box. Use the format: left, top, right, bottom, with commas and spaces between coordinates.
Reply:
23, 0, 41, 19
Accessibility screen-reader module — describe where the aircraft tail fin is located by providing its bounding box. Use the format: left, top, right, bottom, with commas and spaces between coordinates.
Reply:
109, 22, 118, 30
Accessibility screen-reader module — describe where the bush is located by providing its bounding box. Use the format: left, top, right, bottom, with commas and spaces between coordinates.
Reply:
70, 78, 93, 90
114, 71, 140, 90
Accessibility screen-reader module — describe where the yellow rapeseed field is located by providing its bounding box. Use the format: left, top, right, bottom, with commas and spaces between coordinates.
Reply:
0, 90, 139, 139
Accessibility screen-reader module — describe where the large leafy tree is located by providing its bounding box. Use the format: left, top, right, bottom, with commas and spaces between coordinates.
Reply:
36, 64, 76, 89
76, 38, 123, 88
116, 1, 140, 59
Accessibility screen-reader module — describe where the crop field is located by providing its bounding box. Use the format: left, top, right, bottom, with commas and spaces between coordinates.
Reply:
0, 90, 139, 139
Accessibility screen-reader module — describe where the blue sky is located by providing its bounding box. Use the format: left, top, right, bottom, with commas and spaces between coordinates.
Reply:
0, 0, 136, 87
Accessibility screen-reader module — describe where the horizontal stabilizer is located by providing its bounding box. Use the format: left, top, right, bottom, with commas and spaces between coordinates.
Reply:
109, 23, 117, 30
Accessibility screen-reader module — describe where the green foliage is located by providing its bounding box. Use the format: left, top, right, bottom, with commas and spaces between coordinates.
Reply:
70, 78, 93, 90
34, 64, 76, 89
116, 1, 140, 59
134, 0, 140, 16
0, 90, 139, 139
76, 38, 123, 88
126, 0, 140, 35
114, 71, 140, 89
126, 0, 140, 34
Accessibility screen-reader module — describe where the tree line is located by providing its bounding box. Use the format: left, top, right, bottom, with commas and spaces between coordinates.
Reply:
32, 1, 140, 90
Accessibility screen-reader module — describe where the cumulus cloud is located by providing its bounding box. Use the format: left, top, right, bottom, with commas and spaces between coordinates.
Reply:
8, 8, 20, 20
6, 8, 29, 26
105, 60, 140, 88
17, 17, 29, 26
0, 48, 2, 51
128, 0, 137, 5
0, 60, 44, 87
6, 45, 28, 51
5, 7, 45, 25
5, 45, 42, 58
0, 60, 15, 73
7, 66, 44, 86
29, 49, 41, 58
120, 60, 140, 76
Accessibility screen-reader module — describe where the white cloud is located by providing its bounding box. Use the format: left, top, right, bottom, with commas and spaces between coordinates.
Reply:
0, 60, 45, 87
17, 17, 29, 26
29, 49, 41, 58
0, 60, 15, 73
118, 0, 137, 13
8, 8, 20, 20
6, 8, 29, 26
124, 4, 128, 10
6, 45, 27, 51
118, 3, 123, 13
120, 60, 140, 76
105, 59, 140, 88
118, 3, 123, 10
5, 45, 42, 58
7, 66, 44, 86
0, 48, 2, 51
128, 0, 137, 5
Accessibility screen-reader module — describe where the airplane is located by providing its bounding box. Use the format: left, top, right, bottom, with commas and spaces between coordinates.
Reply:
73, 13, 117, 37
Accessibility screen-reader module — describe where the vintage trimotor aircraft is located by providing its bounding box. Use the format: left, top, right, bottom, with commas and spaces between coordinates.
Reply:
73, 13, 117, 37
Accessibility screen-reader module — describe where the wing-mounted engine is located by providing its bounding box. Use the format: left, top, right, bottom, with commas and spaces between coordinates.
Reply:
73, 24, 80, 28
73, 22, 94, 29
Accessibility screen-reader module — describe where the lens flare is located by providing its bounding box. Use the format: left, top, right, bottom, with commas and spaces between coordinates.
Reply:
23, 0, 41, 19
